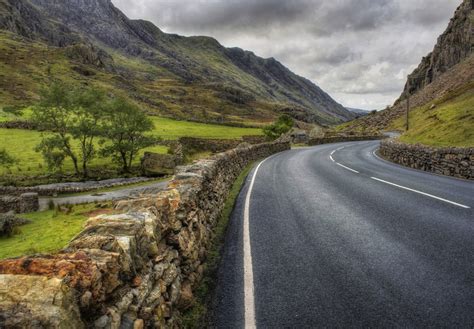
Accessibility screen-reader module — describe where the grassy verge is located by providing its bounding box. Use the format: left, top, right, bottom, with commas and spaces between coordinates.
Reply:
390, 84, 473, 147
0, 203, 113, 259
181, 161, 255, 328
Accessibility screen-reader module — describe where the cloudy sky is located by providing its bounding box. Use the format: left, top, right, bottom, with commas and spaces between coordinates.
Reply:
112, 0, 460, 110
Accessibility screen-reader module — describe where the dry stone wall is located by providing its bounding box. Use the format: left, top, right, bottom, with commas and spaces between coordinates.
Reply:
0, 193, 39, 214
0, 177, 153, 197
308, 135, 383, 146
0, 141, 290, 328
178, 137, 242, 154
380, 139, 473, 180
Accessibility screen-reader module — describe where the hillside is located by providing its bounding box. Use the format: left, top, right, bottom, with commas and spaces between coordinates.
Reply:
0, 0, 354, 126
339, 0, 473, 145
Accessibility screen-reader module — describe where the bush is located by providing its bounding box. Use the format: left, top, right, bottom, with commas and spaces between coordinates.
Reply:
0, 149, 15, 168
0, 213, 31, 237
2, 105, 23, 116
262, 114, 294, 140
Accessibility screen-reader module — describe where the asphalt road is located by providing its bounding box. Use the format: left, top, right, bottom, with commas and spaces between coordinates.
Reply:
212, 141, 474, 328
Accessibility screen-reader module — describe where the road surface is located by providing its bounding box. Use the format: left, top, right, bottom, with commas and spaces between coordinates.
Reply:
213, 140, 473, 328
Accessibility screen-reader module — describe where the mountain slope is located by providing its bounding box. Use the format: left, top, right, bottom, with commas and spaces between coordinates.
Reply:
339, 0, 473, 137
0, 0, 354, 125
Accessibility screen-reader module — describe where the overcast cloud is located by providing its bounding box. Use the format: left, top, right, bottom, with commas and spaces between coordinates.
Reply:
112, 0, 460, 110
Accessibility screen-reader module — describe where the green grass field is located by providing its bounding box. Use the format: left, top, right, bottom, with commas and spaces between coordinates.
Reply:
391, 86, 474, 147
0, 129, 168, 176
0, 116, 262, 178
149, 116, 261, 140
0, 203, 109, 259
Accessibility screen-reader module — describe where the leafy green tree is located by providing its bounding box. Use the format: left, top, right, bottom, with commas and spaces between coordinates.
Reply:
33, 83, 107, 178
0, 149, 15, 168
33, 83, 78, 174
262, 114, 295, 140
101, 98, 155, 173
35, 137, 67, 173
70, 88, 107, 177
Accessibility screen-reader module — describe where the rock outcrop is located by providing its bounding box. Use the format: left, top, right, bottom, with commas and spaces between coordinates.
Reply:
341, 0, 474, 131
401, 0, 473, 97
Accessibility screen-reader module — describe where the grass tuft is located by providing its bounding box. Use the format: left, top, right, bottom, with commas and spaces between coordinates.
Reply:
0, 203, 112, 259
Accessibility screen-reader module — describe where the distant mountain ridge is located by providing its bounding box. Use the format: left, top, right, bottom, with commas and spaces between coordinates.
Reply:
0, 0, 354, 125
346, 107, 370, 116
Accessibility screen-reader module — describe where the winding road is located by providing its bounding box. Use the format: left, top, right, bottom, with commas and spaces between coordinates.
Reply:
213, 140, 474, 328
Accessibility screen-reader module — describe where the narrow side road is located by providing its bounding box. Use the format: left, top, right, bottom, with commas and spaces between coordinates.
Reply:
38, 180, 169, 210
213, 141, 474, 328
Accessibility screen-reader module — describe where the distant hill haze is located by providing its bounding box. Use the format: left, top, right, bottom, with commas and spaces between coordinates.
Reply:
340, 0, 473, 131
346, 107, 371, 116
0, 0, 355, 125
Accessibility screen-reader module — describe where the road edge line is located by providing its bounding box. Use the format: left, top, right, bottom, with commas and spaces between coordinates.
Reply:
243, 157, 271, 328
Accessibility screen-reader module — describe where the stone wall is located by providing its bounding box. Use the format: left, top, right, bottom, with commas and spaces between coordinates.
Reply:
308, 135, 383, 146
0, 177, 153, 197
241, 135, 267, 144
0, 120, 38, 130
0, 141, 290, 328
178, 137, 242, 154
141, 153, 181, 176
0, 193, 39, 214
379, 139, 473, 180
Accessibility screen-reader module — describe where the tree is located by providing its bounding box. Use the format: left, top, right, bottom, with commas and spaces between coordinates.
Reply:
70, 88, 107, 177
262, 114, 295, 140
33, 83, 107, 178
101, 98, 155, 173
35, 137, 67, 173
33, 83, 78, 174
0, 149, 15, 168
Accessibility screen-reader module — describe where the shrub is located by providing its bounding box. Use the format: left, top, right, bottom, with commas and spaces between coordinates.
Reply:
262, 114, 294, 140
0, 149, 15, 168
0, 213, 31, 237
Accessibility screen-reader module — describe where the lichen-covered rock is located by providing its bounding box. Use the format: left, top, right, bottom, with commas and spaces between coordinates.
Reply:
0, 275, 84, 328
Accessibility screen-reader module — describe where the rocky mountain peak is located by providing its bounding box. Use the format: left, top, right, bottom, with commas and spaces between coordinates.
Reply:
402, 0, 473, 98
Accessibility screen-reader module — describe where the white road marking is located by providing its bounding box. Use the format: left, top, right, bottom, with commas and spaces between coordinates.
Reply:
330, 146, 358, 173
371, 177, 470, 209
336, 162, 360, 174
372, 149, 384, 161
244, 158, 271, 328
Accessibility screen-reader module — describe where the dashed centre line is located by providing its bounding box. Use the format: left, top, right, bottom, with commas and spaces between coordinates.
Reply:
371, 177, 470, 209
336, 162, 360, 174
329, 145, 470, 209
